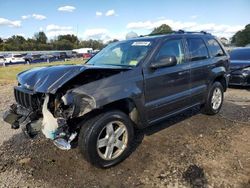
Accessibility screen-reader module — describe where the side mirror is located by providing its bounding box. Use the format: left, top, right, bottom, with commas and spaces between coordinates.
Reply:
150, 55, 177, 69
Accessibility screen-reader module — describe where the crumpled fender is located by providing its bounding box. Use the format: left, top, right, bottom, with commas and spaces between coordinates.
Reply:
67, 69, 144, 117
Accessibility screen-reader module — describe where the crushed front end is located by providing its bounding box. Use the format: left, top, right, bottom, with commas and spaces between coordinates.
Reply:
3, 85, 77, 150
2, 64, 132, 151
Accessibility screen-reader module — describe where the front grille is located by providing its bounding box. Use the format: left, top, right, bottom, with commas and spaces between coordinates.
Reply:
14, 86, 41, 109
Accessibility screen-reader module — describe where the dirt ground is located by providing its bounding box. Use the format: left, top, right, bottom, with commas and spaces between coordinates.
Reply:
0, 83, 249, 188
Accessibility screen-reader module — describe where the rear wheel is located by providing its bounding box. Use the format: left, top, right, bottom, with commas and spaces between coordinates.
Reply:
202, 81, 224, 115
78, 110, 134, 168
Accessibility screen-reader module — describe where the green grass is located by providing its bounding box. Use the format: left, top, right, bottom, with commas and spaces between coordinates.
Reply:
0, 59, 86, 84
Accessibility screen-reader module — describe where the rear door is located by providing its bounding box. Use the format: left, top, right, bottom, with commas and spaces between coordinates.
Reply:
185, 37, 211, 104
143, 37, 191, 123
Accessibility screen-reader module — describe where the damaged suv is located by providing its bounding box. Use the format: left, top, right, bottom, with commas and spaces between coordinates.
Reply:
3, 31, 229, 168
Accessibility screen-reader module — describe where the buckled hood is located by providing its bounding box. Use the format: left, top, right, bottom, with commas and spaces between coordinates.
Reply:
230, 60, 250, 70
17, 64, 128, 94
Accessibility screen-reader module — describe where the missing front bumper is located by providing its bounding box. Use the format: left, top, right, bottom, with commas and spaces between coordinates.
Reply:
2, 97, 77, 150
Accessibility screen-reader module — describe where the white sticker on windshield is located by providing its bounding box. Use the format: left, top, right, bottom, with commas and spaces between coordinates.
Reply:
132, 41, 151, 46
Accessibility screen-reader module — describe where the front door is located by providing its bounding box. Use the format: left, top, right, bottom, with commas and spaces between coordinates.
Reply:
143, 38, 191, 124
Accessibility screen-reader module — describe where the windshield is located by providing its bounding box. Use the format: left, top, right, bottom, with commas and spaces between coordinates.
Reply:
230, 48, 250, 61
87, 40, 152, 67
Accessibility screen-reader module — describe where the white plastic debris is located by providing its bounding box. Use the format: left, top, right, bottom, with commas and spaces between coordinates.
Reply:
42, 95, 59, 139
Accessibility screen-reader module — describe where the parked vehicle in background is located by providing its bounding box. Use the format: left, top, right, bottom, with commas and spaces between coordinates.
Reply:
83, 51, 100, 60
82, 53, 93, 59
24, 54, 44, 64
4, 54, 25, 63
73, 48, 93, 58
0, 55, 6, 65
52, 52, 70, 61
73, 48, 93, 54
40, 54, 54, 61
3, 31, 230, 168
229, 48, 250, 86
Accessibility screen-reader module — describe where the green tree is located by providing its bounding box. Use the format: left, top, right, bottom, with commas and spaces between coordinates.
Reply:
79, 39, 105, 50
150, 24, 173, 35
0, 31, 106, 51
0, 37, 3, 51
34, 31, 47, 44
231, 24, 250, 46
3, 35, 26, 51
58, 34, 79, 44
53, 39, 74, 50
107, 39, 119, 44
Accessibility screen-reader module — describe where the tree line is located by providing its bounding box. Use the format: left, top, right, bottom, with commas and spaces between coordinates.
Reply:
0, 23, 249, 51
150, 24, 250, 47
0, 32, 106, 51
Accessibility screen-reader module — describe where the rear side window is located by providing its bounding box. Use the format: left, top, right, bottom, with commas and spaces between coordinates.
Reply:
206, 39, 225, 57
187, 38, 209, 61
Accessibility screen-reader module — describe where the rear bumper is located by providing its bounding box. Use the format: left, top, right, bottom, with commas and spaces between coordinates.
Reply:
229, 74, 250, 86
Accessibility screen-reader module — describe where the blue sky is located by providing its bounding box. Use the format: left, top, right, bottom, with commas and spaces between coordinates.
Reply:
0, 0, 249, 41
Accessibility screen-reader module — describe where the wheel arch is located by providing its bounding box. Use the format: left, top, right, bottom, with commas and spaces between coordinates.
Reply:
101, 98, 141, 127
213, 75, 227, 92
74, 97, 142, 129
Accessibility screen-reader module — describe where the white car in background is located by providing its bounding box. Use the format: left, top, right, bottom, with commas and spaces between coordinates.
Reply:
5, 54, 25, 63
0, 55, 6, 65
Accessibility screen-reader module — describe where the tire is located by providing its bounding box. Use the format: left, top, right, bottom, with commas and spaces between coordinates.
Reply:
78, 110, 134, 168
202, 81, 224, 115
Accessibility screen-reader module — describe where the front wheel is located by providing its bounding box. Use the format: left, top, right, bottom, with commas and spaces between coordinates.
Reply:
78, 110, 134, 168
202, 81, 224, 115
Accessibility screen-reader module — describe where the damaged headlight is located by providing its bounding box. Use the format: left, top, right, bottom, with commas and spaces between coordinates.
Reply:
61, 92, 74, 106
242, 67, 250, 76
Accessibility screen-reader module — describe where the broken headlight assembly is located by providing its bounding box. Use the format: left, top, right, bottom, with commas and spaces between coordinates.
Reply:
242, 67, 250, 77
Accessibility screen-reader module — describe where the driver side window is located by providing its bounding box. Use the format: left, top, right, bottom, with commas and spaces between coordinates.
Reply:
156, 39, 185, 65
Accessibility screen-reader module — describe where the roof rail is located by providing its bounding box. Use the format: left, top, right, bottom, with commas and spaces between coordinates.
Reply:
174, 30, 211, 35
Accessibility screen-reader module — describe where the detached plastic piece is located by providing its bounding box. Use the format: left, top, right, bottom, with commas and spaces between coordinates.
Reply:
3, 109, 19, 126
53, 132, 77, 150
41, 95, 59, 139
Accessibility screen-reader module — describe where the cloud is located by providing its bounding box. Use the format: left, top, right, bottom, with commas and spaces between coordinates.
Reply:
58, 5, 76, 12
96, 11, 103, 16
32, 14, 46, 20
46, 24, 74, 37
83, 28, 126, 42
84, 28, 108, 38
190, 15, 198, 19
21, 15, 30, 20
21, 14, 46, 20
0, 18, 21, 28
105, 9, 115, 16
126, 19, 244, 38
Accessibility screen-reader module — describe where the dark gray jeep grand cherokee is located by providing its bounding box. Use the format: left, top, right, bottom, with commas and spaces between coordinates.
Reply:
3, 31, 230, 168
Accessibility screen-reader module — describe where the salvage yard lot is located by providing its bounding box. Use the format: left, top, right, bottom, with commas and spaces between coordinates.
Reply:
0, 63, 250, 187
